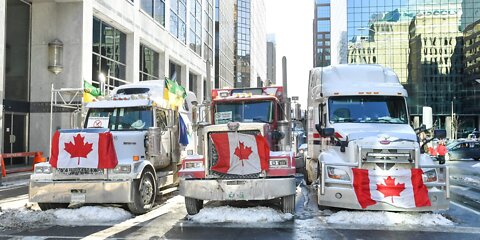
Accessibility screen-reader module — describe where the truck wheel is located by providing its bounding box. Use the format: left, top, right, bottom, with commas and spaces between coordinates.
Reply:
281, 194, 295, 214
38, 203, 69, 211
299, 167, 311, 185
185, 197, 203, 215
128, 170, 157, 215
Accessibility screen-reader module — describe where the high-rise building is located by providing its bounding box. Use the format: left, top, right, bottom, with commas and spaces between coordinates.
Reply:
215, 0, 235, 89
0, 0, 214, 167
266, 34, 276, 86
234, 0, 267, 88
324, 0, 480, 138
313, 0, 331, 67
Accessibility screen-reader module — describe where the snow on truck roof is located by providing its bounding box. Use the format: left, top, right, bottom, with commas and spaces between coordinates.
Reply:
310, 64, 408, 99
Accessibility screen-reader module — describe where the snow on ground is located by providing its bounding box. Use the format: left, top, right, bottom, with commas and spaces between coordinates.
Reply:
188, 206, 293, 223
0, 206, 132, 231
473, 163, 480, 168
0, 179, 29, 190
326, 211, 453, 226
451, 175, 480, 186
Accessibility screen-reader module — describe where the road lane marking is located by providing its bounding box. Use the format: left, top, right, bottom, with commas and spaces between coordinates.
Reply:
451, 201, 480, 216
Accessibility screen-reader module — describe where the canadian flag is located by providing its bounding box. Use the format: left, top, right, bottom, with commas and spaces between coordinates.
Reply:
50, 131, 118, 169
352, 168, 431, 209
210, 132, 269, 175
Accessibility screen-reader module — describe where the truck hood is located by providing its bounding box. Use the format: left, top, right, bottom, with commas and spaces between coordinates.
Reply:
332, 123, 417, 142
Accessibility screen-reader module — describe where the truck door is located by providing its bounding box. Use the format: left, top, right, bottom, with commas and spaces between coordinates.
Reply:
156, 109, 171, 162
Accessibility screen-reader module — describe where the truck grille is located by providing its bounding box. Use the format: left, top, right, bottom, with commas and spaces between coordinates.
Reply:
208, 130, 261, 179
54, 168, 107, 180
362, 148, 415, 164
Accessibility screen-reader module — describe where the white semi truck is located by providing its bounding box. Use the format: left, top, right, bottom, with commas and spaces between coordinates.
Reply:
29, 80, 197, 214
305, 64, 449, 211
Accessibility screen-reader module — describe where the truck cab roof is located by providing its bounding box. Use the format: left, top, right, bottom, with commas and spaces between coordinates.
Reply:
310, 64, 407, 99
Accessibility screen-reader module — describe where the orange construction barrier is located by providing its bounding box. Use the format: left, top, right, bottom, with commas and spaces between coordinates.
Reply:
0, 151, 43, 175
1, 156, 6, 177
32, 152, 46, 170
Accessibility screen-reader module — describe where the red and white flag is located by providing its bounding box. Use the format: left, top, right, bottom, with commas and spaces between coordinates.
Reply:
210, 133, 269, 175
352, 168, 431, 209
50, 131, 118, 169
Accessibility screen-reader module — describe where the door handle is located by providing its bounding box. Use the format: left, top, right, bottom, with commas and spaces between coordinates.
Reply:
9, 134, 16, 144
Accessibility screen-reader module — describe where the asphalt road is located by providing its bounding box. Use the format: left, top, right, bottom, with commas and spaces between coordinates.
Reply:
0, 163, 479, 240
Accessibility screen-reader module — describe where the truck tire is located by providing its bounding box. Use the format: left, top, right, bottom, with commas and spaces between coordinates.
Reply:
128, 170, 157, 215
281, 194, 295, 214
38, 203, 69, 211
185, 197, 203, 215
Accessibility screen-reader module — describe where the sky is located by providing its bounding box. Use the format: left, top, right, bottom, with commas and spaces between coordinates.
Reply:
265, 0, 314, 107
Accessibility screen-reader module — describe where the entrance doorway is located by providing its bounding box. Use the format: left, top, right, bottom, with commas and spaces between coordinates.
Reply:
3, 113, 29, 166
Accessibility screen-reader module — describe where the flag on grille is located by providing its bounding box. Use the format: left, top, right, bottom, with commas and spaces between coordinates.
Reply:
352, 168, 431, 209
210, 132, 269, 175
50, 131, 118, 169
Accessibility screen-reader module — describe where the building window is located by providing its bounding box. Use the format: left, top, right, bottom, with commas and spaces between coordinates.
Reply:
170, 0, 187, 43
141, 0, 166, 26
189, 0, 202, 55
92, 17, 127, 86
204, 0, 214, 63
139, 44, 159, 81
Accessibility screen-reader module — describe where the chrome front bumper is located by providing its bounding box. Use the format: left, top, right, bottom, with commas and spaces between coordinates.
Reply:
318, 185, 449, 211
29, 180, 133, 203
179, 178, 296, 201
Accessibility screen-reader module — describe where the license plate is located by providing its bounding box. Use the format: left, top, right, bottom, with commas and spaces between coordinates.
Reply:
71, 192, 86, 203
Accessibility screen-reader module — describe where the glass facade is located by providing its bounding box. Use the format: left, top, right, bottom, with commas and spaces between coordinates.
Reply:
235, 0, 251, 87
204, 0, 214, 64
189, 0, 202, 55
170, 0, 187, 43
344, 0, 480, 136
314, 0, 331, 67
92, 17, 127, 87
215, 0, 235, 88
139, 44, 159, 81
141, 0, 166, 26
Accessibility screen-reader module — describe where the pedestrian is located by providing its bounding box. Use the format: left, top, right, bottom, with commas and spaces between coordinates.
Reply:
436, 141, 447, 164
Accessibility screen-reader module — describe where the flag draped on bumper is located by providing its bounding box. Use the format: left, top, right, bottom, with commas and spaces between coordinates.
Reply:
352, 168, 431, 209
50, 131, 118, 169
210, 133, 270, 175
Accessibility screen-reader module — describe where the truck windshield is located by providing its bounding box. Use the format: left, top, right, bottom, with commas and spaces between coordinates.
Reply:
328, 96, 407, 124
85, 106, 153, 131
214, 101, 273, 124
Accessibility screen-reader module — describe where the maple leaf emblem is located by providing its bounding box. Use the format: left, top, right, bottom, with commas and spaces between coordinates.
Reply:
376, 176, 405, 203
64, 134, 93, 165
234, 142, 253, 166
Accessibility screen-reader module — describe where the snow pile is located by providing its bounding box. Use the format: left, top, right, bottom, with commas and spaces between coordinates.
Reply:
472, 163, 480, 168
326, 211, 453, 226
188, 206, 293, 223
0, 206, 132, 230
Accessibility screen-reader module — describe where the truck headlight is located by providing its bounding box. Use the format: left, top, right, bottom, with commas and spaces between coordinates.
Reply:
185, 161, 203, 169
113, 164, 132, 174
269, 158, 288, 168
327, 167, 350, 181
423, 169, 437, 182
34, 165, 52, 174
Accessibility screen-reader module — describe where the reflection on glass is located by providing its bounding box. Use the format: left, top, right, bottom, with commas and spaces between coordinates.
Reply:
214, 101, 273, 124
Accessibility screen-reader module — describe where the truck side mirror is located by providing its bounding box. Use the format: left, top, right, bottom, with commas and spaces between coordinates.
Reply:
434, 129, 447, 139
315, 124, 334, 137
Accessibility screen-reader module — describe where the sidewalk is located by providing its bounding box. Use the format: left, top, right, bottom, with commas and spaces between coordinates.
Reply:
0, 169, 32, 186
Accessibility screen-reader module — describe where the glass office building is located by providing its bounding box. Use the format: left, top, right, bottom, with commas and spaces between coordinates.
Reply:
344, 0, 480, 137
314, 0, 331, 67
